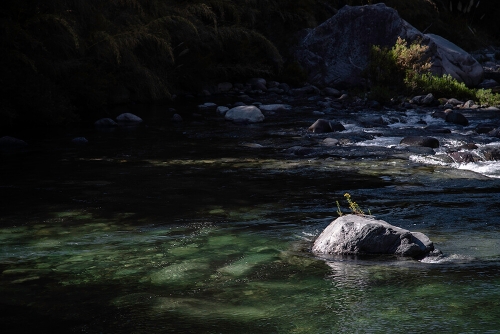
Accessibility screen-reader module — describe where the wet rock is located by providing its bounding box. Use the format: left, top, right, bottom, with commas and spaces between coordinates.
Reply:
308, 119, 345, 133
116, 113, 143, 123
225, 106, 265, 123
312, 214, 435, 258
445, 110, 469, 126
400, 136, 440, 148
259, 104, 292, 112
322, 138, 340, 146
424, 125, 451, 133
95, 118, 117, 127
488, 128, 500, 138
448, 151, 480, 163
475, 123, 497, 134
431, 110, 447, 120
358, 116, 388, 128
483, 147, 500, 161
287, 146, 315, 156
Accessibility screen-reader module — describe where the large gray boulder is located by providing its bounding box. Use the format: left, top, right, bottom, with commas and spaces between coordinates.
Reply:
295, 3, 483, 88
312, 214, 434, 258
225, 106, 265, 123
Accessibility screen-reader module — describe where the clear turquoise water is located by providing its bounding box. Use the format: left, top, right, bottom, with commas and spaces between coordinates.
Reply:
1, 115, 500, 333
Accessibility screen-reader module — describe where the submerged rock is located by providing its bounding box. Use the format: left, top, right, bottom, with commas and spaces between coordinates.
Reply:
308, 119, 345, 133
400, 136, 439, 148
312, 214, 435, 258
445, 110, 469, 126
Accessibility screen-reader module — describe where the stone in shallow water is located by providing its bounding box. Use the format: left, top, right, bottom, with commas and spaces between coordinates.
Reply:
225, 105, 264, 123
312, 214, 435, 258
400, 136, 439, 148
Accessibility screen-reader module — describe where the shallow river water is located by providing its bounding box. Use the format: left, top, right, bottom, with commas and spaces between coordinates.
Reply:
1, 103, 500, 333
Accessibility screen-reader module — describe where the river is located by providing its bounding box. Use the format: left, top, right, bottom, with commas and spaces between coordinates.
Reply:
1, 101, 500, 333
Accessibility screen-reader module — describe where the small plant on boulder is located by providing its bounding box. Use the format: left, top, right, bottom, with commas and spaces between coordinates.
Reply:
336, 193, 370, 216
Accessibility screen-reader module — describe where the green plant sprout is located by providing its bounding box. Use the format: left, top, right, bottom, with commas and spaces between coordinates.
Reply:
336, 193, 371, 216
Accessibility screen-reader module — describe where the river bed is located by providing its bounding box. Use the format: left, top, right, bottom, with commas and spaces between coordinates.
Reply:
1, 101, 500, 333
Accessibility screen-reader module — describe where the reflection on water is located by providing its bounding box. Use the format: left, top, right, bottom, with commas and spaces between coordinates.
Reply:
2, 112, 500, 333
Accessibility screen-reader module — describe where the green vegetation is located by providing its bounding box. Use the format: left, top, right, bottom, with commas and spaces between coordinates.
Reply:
365, 37, 500, 106
0, 0, 330, 130
337, 193, 370, 216
1, 0, 499, 131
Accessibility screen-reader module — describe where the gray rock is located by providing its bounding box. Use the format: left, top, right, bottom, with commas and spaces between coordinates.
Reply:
410, 93, 435, 106
258, 104, 292, 112
445, 110, 469, 126
116, 113, 143, 123
312, 214, 435, 258
308, 119, 345, 133
198, 102, 218, 111
446, 98, 464, 106
488, 128, 500, 138
483, 147, 500, 160
295, 3, 483, 88
426, 34, 484, 87
225, 105, 265, 123
463, 100, 476, 108
358, 116, 388, 128
322, 138, 340, 146
400, 136, 440, 148
216, 106, 229, 115
448, 151, 480, 163
95, 118, 117, 127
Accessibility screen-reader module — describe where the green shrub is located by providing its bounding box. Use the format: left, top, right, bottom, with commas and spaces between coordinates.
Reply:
366, 37, 500, 106
475, 89, 500, 107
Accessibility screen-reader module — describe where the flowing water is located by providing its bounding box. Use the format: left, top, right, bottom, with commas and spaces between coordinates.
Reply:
1, 104, 500, 333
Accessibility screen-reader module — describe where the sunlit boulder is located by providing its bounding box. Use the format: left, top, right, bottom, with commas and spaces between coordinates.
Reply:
312, 214, 435, 258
